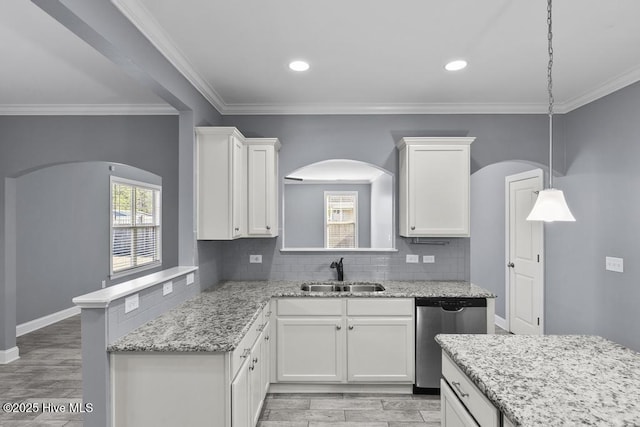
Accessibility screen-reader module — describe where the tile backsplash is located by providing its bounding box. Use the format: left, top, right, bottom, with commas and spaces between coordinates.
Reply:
220, 237, 469, 282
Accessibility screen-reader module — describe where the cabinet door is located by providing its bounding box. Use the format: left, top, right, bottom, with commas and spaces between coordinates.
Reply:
249, 332, 264, 427
276, 317, 345, 382
231, 358, 250, 427
346, 317, 414, 382
441, 379, 479, 427
231, 136, 246, 238
406, 143, 470, 237
247, 143, 277, 237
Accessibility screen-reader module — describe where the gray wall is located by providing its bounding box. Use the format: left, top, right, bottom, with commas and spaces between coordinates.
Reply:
0, 115, 179, 349
548, 81, 640, 351
284, 183, 371, 248
15, 162, 161, 324
371, 174, 394, 249
219, 114, 551, 282
470, 161, 539, 319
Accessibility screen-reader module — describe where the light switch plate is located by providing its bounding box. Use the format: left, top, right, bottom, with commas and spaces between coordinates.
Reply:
124, 294, 139, 313
406, 254, 419, 263
605, 256, 624, 273
423, 255, 435, 263
163, 281, 173, 296
250, 254, 262, 263
186, 273, 195, 285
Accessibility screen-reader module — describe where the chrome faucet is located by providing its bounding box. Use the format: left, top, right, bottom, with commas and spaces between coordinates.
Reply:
330, 257, 344, 281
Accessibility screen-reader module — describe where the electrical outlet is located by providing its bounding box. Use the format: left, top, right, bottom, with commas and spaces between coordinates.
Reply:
186, 273, 195, 285
423, 255, 435, 263
124, 294, 139, 313
163, 281, 173, 296
406, 254, 419, 263
101, 279, 106, 289
605, 256, 624, 273
250, 254, 262, 263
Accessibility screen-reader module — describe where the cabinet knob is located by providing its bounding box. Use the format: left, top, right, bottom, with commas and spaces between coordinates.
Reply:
241, 348, 251, 358
348, 325, 354, 330
336, 325, 342, 330
507, 262, 515, 268
411, 226, 416, 230
265, 335, 270, 341
253, 357, 258, 364
266, 225, 271, 230
235, 227, 240, 231
249, 363, 255, 371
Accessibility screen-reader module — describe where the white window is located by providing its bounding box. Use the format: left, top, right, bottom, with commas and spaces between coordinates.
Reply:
325, 191, 358, 249
110, 177, 161, 277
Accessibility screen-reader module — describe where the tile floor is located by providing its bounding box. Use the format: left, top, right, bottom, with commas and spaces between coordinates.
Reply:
258, 393, 441, 426
0, 315, 82, 426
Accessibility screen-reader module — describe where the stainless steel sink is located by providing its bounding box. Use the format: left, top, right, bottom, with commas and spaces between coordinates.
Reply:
300, 282, 385, 292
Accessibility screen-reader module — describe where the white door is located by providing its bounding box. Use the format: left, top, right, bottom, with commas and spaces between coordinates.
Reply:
506, 170, 544, 335
231, 136, 245, 238
346, 317, 414, 382
231, 357, 250, 427
247, 143, 276, 236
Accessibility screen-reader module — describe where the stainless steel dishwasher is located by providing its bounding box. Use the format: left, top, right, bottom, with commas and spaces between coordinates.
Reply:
414, 297, 487, 394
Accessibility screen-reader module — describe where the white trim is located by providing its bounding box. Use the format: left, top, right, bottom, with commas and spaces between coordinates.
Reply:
73, 266, 198, 308
494, 315, 508, 331
16, 306, 81, 337
111, 0, 227, 113
0, 104, 177, 116
324, 191, 359, 249
0, 347, 20, 364
280, 247, 398, 253
269, 383, 412, 394
505, 169, 544, 335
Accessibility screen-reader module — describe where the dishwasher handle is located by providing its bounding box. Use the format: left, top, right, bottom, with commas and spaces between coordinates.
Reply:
442, 306, 464, 313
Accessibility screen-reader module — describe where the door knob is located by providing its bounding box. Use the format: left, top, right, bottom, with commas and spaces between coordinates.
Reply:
507, 262, 515, 268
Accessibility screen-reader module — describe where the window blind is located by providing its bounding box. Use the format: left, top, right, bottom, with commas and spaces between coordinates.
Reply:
111, 179, 161, 275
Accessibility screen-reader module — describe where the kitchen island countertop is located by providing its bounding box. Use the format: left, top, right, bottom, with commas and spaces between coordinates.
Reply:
108, 280, 494, 353
436, 334, 640, 426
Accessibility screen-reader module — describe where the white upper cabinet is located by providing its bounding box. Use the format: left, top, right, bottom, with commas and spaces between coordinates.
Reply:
397, 137, 474, 237
245, 138, 280, 238
196, 127, 246, 240
196, 128, 280, 240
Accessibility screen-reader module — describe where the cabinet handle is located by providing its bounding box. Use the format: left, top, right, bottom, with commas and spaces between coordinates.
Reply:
249, 363, 255, 371
348, 325, 354, 330
265, 335, 270, 341
336, 325, 342, 330
240, 348, 251, 358
507, 262, 515, 268
266, 225, 271, 230
253, 357, 258, 364
411, 226, 416, 230
234, 227, 240, 231
452, 381, 469, 398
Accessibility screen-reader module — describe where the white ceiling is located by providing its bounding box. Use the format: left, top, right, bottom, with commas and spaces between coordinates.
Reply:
4, 0, 640, 115
0, 0, 172, 115
114, 0, 640, 114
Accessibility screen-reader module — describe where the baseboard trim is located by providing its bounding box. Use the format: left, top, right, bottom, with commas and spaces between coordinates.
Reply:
495, 314, 508, 331
269, 383, 413, 394
0, 346, 19, 364
16, 306, 81, 337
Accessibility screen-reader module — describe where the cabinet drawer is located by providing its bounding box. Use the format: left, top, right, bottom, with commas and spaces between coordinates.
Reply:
441, 378, 479, 426
442, 352, 499, 427
231, 311, 266, 378
277, 298, 343, 316
347, 298, 413, 316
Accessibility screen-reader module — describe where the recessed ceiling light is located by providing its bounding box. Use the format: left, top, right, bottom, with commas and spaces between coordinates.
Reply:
445, 60, 468, 71
289, 60, 310, 72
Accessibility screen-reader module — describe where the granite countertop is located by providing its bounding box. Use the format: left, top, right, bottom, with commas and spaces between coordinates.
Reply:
436, 334, 640, 426
108, 280, 494, 353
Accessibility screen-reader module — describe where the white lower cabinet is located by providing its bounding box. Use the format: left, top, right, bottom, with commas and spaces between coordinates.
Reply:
276, 298, 414, 384
276, 316, 344, 382
111, 304, 271, 427
441, 352, 505, 427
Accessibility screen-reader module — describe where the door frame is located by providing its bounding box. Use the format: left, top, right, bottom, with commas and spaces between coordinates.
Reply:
504, 169, 544, 334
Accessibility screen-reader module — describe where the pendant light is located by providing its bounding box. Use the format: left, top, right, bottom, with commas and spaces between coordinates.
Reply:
526, 0, 575, 222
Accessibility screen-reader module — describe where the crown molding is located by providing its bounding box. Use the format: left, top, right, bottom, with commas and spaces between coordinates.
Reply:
0, 104, 177, 116
221, 102, 550, 116
111, 0, 227, 113
555, 65, 640, 113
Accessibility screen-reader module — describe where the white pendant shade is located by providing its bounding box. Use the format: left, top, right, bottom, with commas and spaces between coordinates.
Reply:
526, 188, 576, 222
